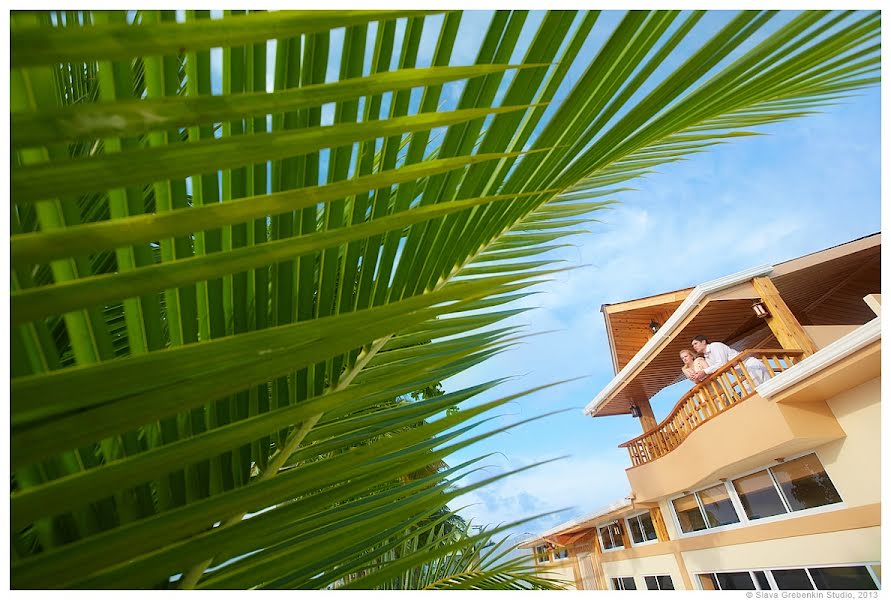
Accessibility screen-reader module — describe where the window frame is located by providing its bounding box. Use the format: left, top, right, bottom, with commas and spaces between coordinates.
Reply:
643, 574, 675, 590
533, 543, 551, 564
625, 511, 659, 547
609, 576, 637, 590
552, 546, 570, 561
670, 481, 741, 536
598, 521, 625, 553
694, 563, 880, 591
669, 451, 846, 538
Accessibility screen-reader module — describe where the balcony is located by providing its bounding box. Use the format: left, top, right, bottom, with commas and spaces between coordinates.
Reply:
619, 349, 849, 503
620, 349, 804, 466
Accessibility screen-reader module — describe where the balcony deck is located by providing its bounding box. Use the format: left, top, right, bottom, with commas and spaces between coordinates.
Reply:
619, 349, 804, 467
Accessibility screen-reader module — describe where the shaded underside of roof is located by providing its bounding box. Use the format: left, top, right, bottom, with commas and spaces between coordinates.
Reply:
591, 233, 881, 418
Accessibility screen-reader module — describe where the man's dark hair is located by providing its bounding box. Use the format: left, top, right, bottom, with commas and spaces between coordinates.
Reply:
692, 334, 708, 343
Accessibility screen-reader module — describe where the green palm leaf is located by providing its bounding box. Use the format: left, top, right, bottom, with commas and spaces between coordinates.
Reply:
10, 9, 878, 589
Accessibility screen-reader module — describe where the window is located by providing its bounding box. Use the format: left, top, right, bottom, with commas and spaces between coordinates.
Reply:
533, 544, 550, 563
599, 522, 624, 551
733, 454, 842, 521
610, 577, 636, 590
698, 571, 767, 590
699, 566, 879, 591
771, 566, 878, 590
644, 575, 674, 590
672, 483, 740, 534
553, 546, 569, 560
626, 512, 658, 545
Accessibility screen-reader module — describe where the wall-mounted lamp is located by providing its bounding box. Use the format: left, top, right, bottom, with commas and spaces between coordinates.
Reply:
630, 404, 642, 418
648, 320, 661, 334
752, 301, 771, 319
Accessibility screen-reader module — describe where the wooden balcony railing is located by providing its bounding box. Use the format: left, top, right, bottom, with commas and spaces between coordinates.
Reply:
619, 349, 805, 467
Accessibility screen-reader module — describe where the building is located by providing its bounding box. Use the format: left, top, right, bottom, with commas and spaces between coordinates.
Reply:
520, 234, 881, 590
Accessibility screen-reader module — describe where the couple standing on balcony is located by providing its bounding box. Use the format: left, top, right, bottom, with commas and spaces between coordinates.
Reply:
680, 335, 770, 386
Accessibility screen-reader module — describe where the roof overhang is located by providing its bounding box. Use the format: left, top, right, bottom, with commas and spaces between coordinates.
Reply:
518, 498, 634, 548
584, 264, 773, 417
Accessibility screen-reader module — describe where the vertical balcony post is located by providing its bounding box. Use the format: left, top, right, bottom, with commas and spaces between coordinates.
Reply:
752, 276, 818, 357
635, 397, 658, 433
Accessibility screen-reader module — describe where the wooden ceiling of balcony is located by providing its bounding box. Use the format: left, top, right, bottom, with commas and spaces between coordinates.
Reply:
601, 289, 691, 373
594, 233, 881, 418
597, 298, 767, 416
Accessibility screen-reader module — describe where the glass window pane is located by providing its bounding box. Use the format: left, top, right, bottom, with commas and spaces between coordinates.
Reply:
554, 547, 568, 560
673, 494, 707, 533
771, 454, 842, 512
621, 577, 637, 590
754, 571, 770, 590
772, 569, 814, 590
599, 526, 614, 550
733, 470, 788, 520
612, 523, 625, 548
716, 572, 756, 590
657, 575, 675, 590
699, 484, 740, 527
629, 516, 645, 545
534, 545, 550, 563
810, 566, 878, 590
645, 576, 658, 590
639, 512, 658, 541
698, 574, 719, 590
610, 578, 620, 590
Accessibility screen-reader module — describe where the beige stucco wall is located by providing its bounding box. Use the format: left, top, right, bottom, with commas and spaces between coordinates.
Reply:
537, 561, 577, 589
681, 526, 880, 576
602, 553, 686, 590
816, 377, 881, 507
626, 393, 845, 503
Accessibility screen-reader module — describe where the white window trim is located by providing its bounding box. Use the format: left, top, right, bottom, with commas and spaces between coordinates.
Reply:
669, 481, 741, 537
533, 544, 551, 564
643, 574, 675, 590
669, 451, 846, 538
693, 563, 880, 591
610, 576, 637, 591
598, 522, 625, 553
551, 547, 570, 562
625, 511, 659, 547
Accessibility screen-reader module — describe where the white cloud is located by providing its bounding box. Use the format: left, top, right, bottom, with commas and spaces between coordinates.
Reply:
451, 451, 631, 534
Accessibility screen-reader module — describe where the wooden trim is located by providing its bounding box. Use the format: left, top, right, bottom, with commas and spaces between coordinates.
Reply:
673, 550, 694, 590
752, 276, 819, 356
650, 506, 670, 543
770, 233, 880, 277
801, 254, 880, 315
603, 310, 620, 375
602, 289, 692, 315
636, 397, 658, 433
598, 502, 880, 564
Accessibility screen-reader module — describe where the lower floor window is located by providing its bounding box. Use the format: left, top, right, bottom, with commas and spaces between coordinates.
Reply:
698, 565, 879, 591
610, 576, 636, 590
644, 575, 674, 590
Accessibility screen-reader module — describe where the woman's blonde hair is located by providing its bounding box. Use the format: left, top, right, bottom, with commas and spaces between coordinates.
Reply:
679, 349, 700, 362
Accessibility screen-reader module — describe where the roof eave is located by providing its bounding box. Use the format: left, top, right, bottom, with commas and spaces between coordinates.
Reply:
583, 264, 774, 417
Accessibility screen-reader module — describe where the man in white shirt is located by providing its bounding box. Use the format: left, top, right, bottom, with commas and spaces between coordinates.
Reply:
690, 335, 770, 385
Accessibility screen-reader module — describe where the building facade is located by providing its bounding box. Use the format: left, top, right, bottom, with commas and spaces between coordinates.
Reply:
521, 234, 881, 591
